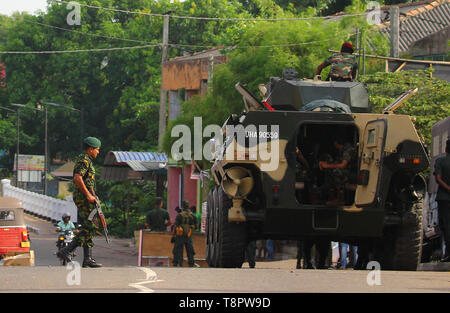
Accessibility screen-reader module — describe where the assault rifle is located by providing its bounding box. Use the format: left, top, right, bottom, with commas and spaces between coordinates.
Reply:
87, 196, 111, 245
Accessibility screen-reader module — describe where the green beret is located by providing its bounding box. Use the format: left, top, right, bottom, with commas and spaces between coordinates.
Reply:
83, 137, 101, 148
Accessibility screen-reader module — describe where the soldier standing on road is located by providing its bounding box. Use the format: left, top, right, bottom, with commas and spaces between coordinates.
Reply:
245, 241, 257, 268
146, 197, 172, 232
302, 238, 315, 269
315, 42, 358, 82
172, 200, 196, 267
57, 137, 102, 268
435, 139, 450, 262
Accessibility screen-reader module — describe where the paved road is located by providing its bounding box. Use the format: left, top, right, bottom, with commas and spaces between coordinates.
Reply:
1, 214, 449, 295
23, 213, 138, 267
0, 265, 449, 293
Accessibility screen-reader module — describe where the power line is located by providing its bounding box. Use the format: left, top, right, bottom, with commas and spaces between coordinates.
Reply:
23, 19, 154, 44
168, 36, 352, 49
50, 0, 366, 21
0, 44, 161, 54
1, 36, 353, 55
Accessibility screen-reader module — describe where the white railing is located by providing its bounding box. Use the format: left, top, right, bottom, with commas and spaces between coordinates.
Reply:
1, 179, 77, 223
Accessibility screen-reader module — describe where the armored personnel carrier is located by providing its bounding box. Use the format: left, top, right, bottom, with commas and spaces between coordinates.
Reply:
206, 69, 428, 270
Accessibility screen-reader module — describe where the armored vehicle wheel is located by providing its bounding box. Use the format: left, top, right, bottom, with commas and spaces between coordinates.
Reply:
377, 201, 424, 271
213, 187, 247, 268
206, 189, 213, 266
206, 187, 219, 267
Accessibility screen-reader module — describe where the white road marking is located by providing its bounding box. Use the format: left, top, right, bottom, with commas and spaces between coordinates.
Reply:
129, 267, 164, 293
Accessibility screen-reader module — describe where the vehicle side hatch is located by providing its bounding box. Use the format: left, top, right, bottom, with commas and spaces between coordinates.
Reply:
355, 119, 388, 207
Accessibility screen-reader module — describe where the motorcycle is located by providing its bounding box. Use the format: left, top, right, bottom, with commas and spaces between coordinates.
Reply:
56, 230, 75, 266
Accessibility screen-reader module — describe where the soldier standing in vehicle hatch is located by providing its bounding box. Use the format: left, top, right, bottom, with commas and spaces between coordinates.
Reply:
319, 138, 355, 205
435, 139, 450, 262
57, 136, 102, 268
315, 42, 358, 82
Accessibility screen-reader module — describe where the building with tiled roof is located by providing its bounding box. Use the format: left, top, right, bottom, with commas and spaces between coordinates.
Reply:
377, 0, 449, 56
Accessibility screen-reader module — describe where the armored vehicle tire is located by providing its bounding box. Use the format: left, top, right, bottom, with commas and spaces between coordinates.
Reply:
377, 201, 424, 271
206, 189, 214, 266
217, 187, 247, 268
207, 186, 247, 268
206, 187, 218, 267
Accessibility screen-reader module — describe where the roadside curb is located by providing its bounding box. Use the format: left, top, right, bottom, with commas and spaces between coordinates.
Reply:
418, 262, 450, 271
26, 224, 41, 235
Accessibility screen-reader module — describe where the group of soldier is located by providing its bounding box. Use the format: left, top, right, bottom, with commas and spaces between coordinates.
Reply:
146, 198, 199, 267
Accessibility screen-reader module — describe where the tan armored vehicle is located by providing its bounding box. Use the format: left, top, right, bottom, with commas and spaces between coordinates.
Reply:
206, 69, 428, 270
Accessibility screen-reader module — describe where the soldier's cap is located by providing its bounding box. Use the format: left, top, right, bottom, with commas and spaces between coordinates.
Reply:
342, 42, 354, 51
181, 200, 189, 209
83, 137, 101, 148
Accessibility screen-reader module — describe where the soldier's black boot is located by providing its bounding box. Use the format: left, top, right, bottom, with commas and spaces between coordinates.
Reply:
82, 246, 102, 268
441, 243, 450, 262
57, 240, 78, 263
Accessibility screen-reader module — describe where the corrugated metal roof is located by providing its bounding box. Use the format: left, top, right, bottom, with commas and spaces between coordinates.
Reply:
379, 0, 450, 52
112, 151, 168, 163
101, 151, 168, 181
104, 151, 168, 165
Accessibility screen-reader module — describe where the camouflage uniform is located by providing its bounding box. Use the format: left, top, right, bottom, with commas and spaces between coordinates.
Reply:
146, 206, 171, 232
321, 143, 355, 200
72, 153, 99, 248
323, 53, 357, 81
330, 143, 355, 185
172, 209, 196, 267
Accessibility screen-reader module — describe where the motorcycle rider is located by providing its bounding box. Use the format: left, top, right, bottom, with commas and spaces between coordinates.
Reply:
56, 213, 76, 250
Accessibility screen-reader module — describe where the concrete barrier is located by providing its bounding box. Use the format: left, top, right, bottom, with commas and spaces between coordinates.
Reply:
1, 179, 77, 223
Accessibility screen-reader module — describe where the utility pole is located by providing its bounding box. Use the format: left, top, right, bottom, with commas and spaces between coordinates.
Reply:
207, 54, 214, 94
42, 101, 83, 174
44, 104, 48, 195
80, 106, 84, 151
16, 110, 19, 188
158, 14, 169, 148
390, 6, 399, 58
355, 28, 360, 81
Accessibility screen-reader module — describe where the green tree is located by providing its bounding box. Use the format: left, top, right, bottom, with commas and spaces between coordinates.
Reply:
360, 70, 450, 148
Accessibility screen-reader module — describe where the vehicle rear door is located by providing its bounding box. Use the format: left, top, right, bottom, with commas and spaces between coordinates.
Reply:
355, 119, 388, 207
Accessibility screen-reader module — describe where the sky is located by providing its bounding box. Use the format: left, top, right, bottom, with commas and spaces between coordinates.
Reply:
0, 0, 48, 16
